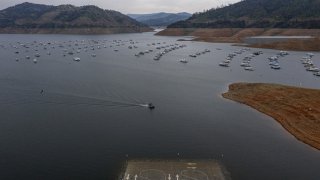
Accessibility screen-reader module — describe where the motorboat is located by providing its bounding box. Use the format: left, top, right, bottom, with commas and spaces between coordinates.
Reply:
73, 57, 80, 62
306, 53, 314, 58
219, 62, 229, 67
314, 72, 320, 76
240, 62, 250, 67
271, 65, 281, 69
244, 66, 254, 71
179, 58, 188, 63
33, 58, 37, 64
279, 51, 289, 56
148, 103, 155, 110
306, 67, 319, 72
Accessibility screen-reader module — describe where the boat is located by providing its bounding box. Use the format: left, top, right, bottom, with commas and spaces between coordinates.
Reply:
279, 51, 289, 56
148, 103, 155, 110
314, 72, 320, 76
271, 65, 281, 69
306, 67, 319, 72
179, 58, 188, 63
33, 59, 37, 64
240, 62, 250, 67
244, 66, 254, 71
219, 62, 229, 67
306, 53, 314, 58
73, 57, 81, 62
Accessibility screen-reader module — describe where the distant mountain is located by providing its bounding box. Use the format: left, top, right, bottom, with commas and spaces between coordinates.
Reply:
169, 0, 320, 28
0, 2, 151, 34
128, 12, 191, 26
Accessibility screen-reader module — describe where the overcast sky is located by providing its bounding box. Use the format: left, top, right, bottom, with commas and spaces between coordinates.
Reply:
0, 0, 241, 14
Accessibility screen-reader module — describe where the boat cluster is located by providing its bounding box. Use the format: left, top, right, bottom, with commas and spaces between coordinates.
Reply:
218, 48, 251, 68
267, 51, 289, 70
10, 39, 140, 63
240, 54, 255, 71
135, 49, 153, 57
189, 49, 211, 58
301, 53, 319, 76
153, 44, 187, 61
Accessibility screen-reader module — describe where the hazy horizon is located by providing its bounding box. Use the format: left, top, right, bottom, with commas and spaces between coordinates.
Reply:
0, 0, 241, 14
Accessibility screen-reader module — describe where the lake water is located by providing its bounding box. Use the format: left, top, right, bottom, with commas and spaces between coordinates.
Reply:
0, 32, 319, 180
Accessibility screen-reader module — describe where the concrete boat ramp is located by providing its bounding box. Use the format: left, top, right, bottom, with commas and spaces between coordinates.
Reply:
120, 159, 230, 180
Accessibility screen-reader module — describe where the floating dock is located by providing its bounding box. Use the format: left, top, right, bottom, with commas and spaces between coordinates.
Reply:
121, 159, 231, 180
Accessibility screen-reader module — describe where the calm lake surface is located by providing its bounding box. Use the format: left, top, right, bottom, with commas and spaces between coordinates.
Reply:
0, 32, 319, 180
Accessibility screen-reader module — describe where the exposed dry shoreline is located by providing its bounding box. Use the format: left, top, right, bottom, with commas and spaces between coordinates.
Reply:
157, 28, 320, 51
222, 83, 320, 150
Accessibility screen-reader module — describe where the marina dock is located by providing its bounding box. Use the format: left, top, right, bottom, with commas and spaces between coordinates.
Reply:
121, 159, 230, 180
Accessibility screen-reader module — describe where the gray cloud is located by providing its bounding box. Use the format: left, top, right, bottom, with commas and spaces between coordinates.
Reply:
0, 0, 240, 13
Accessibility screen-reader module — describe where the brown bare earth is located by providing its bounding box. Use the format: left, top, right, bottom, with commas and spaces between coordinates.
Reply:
222, 83, 320, 150
157, 28, 320, 51
250, 37, 320, 51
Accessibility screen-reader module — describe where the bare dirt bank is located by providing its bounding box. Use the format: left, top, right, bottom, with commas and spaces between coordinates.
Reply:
0, 27, 152, 35
157, 28, 320, 51
249, 37, 320, 51
222, 83, 320, 150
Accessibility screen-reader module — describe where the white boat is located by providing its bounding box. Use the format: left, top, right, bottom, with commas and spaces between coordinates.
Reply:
240, 62, 250, 67
73, 57, 80, 62
179, 58, 188, 63
279, 51, 289, 56
306, 53, 314, 58
271, 65, 281, 69
33, 59, 37, 63
219, 62, 229, 67
314, 72, 320, 76
306, 67, 319, 72
244, 66, 254, 71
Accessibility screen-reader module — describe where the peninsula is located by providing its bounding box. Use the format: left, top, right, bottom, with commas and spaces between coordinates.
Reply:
222, 83, 320, 150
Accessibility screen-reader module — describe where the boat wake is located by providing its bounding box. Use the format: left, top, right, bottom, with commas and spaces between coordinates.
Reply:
0, 87, 154, 110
